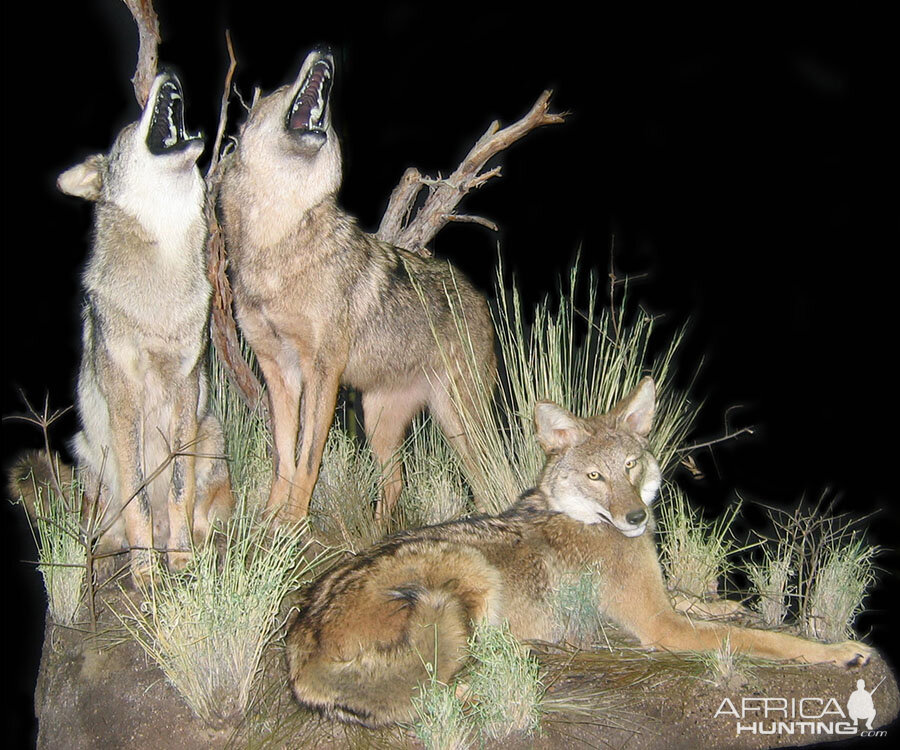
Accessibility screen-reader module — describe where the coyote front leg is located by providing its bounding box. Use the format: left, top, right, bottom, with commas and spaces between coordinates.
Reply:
255, 349, 302, 517
106, 381, 155, 583
166, 376, 200, 571
606, 533, 873, 667
287, 363, 342, 522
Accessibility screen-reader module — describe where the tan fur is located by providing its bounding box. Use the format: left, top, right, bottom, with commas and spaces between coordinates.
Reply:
285, 377, 873, 727
7, 450, 74, 519
47, 73, 233, 583
219, 49, 496, 522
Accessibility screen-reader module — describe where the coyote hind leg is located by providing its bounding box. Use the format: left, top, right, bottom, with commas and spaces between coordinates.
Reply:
363, 384, 427, 519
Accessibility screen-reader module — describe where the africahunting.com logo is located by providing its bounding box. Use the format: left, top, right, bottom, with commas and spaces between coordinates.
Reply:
715, 679, 886, 738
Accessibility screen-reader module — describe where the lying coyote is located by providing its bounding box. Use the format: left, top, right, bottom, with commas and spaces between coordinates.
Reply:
285, 378, 873, 727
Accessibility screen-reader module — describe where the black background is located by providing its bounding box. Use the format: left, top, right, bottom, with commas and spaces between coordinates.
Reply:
3, 2, 896, 747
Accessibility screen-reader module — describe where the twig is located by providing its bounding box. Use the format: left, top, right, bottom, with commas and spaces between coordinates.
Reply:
206, 30, 237, 183
121, 0, 160, 106
445, 214, 500, 232
608, 236, 621, 343
376, 90, 564, 253
677, 426, 756, 454
5, 392, 74, 510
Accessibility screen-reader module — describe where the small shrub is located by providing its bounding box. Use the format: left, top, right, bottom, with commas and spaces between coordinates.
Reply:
115, 507, 329, 727
549, 564, 605, 647
412, 665, 473, 750
746, 538, 794, 627
29, 477, 86, 625
397, 416, 471, 528
804, 534, 877, 642
467, 619, 542, 739
308, 420, 385, 550
657, 484, 742, 601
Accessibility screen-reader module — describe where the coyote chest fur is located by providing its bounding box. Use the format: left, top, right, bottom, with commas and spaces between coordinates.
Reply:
285, 378, 873, 728
220, 48, 496, 521
55, 73, 232, 582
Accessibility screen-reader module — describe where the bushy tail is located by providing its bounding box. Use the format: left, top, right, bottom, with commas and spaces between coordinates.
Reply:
7, 449, 74, 519
287, 584, 473, 727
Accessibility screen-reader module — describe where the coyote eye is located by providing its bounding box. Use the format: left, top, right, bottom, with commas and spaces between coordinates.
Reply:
587, 471, 604, 481
625, 458, 637, 470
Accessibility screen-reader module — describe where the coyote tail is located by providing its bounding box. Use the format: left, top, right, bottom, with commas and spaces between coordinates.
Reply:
7, 449, 74, 520
289, 584, 472, 727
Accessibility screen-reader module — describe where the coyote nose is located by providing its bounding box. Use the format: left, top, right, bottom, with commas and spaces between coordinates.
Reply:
626, 509, 647, 526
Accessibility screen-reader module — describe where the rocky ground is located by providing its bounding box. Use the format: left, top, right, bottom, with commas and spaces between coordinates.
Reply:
30, 586, 898, 750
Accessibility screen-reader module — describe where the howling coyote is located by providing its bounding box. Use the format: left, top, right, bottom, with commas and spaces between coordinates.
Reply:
220, 48, 496, 522
28, 71, 233, 582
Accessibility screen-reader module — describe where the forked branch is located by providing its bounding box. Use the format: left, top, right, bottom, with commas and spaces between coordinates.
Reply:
376, 90, 564, 253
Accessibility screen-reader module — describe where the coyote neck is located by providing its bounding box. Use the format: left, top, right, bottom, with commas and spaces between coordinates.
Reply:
234, 156, 342, 251
229, 191, 356, 273
115, 169, 206, 264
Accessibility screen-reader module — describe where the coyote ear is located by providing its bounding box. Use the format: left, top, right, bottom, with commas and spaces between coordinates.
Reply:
534, 402, 590, 454
57, 154, 107, 201
612, 377, 656, 437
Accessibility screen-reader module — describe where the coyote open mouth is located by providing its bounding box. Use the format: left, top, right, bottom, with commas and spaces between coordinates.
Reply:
286, 55, 333, 134
146, 73, 202, 155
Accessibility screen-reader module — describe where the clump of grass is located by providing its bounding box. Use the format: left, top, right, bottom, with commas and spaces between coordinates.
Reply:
397, 416, 471, 528
26, 476, 86, 626
308, 417, 386, 550
695, 634, 756, 688
656, 484, 743, 601
804, 533, 877, 643
432, 260, 699, 514
411, 667, 473, 750
745, 535, 795, 627
209, 345, 272, 508
115, 506, 328, 728
466, 619, 543, 739
549, 564, 605, 647
748, 497, 879, 643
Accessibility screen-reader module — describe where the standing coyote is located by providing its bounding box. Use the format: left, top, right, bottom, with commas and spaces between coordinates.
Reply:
285, 378, 873, 727
49, 71, 232, 581
220, 48, 496, 522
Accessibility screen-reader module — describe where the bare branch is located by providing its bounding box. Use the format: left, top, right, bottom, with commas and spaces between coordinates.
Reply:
199, 30, 270, 425
121, 0, 160, 106
445, 214, 500, 232
376, 90, 564, 253
5, 392, 75, 510
206, 30, 237, 182
205, 212, 270, 424
376, 167, 422, 242
678, 426, 757, 454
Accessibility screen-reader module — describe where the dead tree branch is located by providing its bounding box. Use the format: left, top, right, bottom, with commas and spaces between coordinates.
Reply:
122, 0, 160, 106
202, 33, 271, 425
376, 90, 564, 253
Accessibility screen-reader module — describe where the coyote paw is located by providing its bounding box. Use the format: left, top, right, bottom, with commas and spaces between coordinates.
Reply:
167, 549, 194, 572
129, 549, 157, 588
829, 640, 874, 668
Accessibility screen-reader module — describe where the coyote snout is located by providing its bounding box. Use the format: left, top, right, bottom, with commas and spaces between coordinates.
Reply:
286, 377, 874, 727
221, 48, 496, 522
